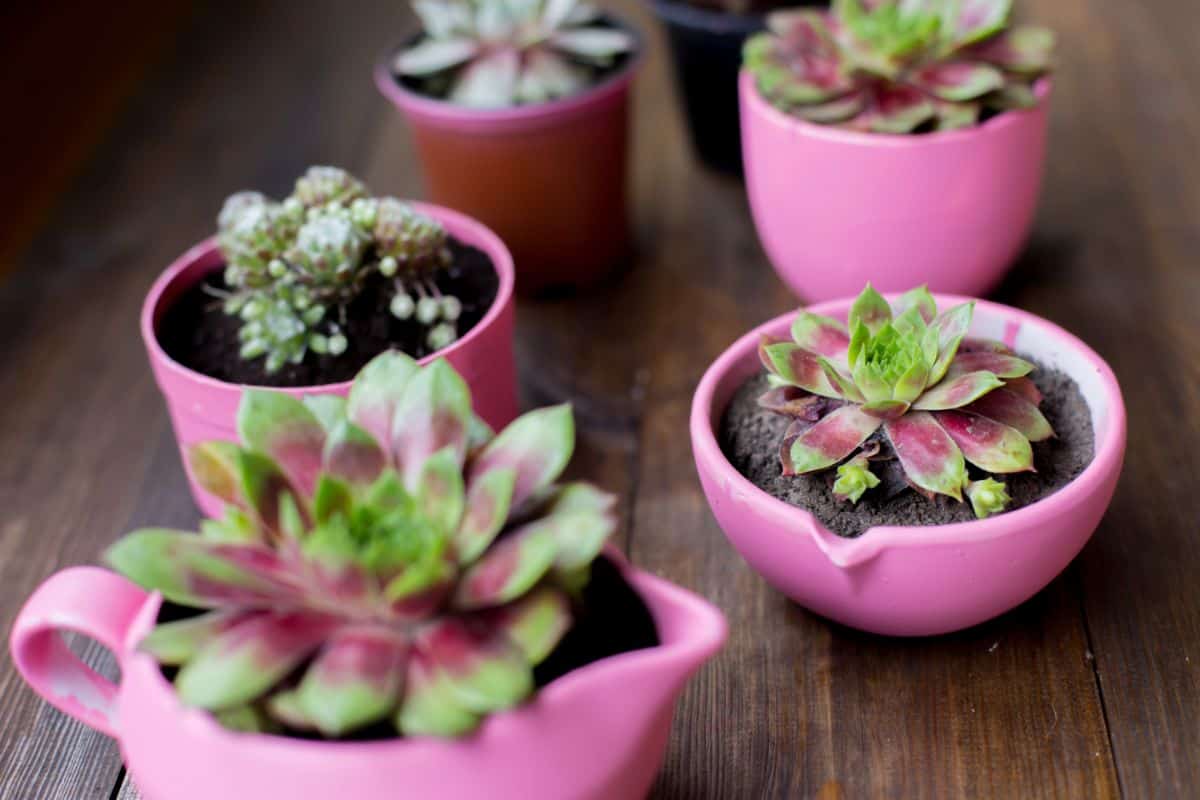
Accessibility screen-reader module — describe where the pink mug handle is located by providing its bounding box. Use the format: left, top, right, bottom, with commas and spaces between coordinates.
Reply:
9, 566, 149, 738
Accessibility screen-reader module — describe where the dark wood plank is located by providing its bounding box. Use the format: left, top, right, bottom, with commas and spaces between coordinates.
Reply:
0, 2, 192, 273
1025, 0, 1200, 796
0, 0, 407, 796
3, 0, 1199, 797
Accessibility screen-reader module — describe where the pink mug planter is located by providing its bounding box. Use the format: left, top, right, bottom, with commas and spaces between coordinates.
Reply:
10, 555, 727, 800
740, 70, 1052, 302
142, 203, 517, 519
691, 294, 1125, 636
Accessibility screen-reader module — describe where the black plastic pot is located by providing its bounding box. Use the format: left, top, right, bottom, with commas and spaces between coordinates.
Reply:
652, 1, 765, 175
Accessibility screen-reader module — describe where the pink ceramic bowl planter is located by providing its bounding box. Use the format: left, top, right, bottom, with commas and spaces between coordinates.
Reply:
740, 71, 1052, 302
692, 294, 1125, 636
10, 555, 726, 800
142, 203, 517, 519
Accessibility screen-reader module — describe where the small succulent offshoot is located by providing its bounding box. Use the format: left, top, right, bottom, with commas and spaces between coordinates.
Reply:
743, 0, 1055, 133
215, 166, 459, 373
394, 0, 636, 108
758, 284, 1056, 518
106, 353, 618, 738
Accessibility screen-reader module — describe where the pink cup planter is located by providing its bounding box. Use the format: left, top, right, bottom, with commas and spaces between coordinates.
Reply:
691, 294, 1126, 636
142, 202, 517, 519
740, 70, 1052, 302
10, 554, 726, 800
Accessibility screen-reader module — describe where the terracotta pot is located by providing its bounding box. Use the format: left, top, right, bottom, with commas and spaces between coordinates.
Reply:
691, 294, 1125, 636
375, 29, 642, 294
740, 70, 1052, 302
141, 203, 517, 519
10, 554, 727, 799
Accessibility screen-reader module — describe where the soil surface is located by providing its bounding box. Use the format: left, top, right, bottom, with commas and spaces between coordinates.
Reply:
156, 237, 498, 387
154, 556, 659, 740
719, 361, 1095, 537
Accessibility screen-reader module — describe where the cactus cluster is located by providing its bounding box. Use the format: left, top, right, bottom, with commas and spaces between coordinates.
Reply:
394, 0, 636, 108
759, 285, 1055, 519
215, 167, 461, 373
107, 353, 617, 738
744, 0, 1054, 133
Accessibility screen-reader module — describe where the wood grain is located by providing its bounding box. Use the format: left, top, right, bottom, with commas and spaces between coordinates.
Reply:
1, 0, 1197, 798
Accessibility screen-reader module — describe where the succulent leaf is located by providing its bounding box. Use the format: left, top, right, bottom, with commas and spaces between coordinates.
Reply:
912, 370, 1004, 410
481, 586, 571, 664
782, 405, 882, 475
396, 654, 481, 737
929, 301, 975, 384
790, 312, 852, 361
238, 390, 327, 495
935, 409, 1034, 473
884, 411, 968, 500
893, 285, 937, 323
761, 339, 845, 399
175, 611, 334, 711
848, 284, 893, 333
390, 359, 473, 490
106, 530, 299, 608
188, 441, 245, 508
454, 467, 517, 565
416, 620, 534, 715
294, 626, 410, 737
964, 386, 1054, 441
452, 526, 558, 610
468, 404, 574, 512
943, 351, 1034, 380
966, 477, 1011, 519
348, 352, 420, 450
832, 452, 881, 503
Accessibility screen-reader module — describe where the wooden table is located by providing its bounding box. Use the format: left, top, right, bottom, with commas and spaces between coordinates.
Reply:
1, 1, 1196, 797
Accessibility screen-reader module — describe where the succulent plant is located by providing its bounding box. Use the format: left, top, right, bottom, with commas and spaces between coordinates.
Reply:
106, 353, 617, 738
743, 0, 1055, 133
214, 167, 463, 373
758, 285, 1055, 517
394, 0, 636, 108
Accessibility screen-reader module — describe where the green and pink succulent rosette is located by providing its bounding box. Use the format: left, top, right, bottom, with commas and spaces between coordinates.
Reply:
743, 0, 1054, 133
106, 352, 616, 739
759, 285, 1054, 517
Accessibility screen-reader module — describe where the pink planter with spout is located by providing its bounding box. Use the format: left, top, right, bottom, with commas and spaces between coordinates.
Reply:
740, 70, 1052, 302
10, 556, 727, 800
142, 203, 518, 519
691, 294, 1125, 636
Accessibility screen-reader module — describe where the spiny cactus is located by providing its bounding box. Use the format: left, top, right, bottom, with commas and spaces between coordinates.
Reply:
394, 0, 636, 108
743, 0, 1054, 133
106, 353, 617, 738
214, 167, 460, 373
759, 285, 1055, 517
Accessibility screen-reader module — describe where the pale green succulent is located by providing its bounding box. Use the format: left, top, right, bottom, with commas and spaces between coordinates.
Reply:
213, 167, 465, 373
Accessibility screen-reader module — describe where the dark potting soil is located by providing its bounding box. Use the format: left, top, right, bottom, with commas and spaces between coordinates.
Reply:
153, 556, 659, 741
718, 362, 1095, 537
156, 237, 498, 387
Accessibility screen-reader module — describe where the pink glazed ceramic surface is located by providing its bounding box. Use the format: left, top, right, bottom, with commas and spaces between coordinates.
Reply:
740, 70, 1052, 302
10, 556, 726, 800
142, 203, 517, 519
691, 295, 1125, 636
